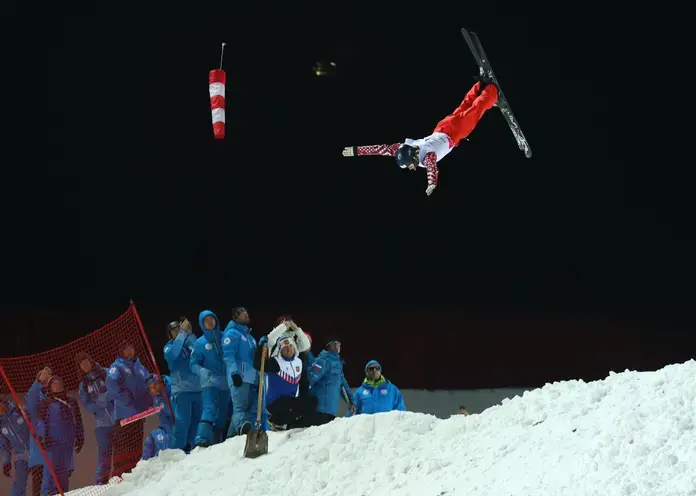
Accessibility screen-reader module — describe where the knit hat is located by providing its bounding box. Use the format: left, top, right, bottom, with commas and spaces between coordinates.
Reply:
365, 360, 382, 372
231, 306, 247, 321
325, 337, 341, 349
75, 351, 91, 366
273, 332, 298, 358
47, 375, 64, 391
119, 340, 134, 353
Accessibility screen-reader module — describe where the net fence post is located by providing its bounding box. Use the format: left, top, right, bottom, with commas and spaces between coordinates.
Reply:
129, 300, 175, 425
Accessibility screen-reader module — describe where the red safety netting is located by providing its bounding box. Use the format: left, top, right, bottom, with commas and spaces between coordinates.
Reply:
0, 301, 171, 496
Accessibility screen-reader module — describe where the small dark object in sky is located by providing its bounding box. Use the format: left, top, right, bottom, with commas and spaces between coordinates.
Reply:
313, 60, 337, 76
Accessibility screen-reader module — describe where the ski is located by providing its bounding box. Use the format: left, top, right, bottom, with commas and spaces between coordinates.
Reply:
461, 28, 532, 158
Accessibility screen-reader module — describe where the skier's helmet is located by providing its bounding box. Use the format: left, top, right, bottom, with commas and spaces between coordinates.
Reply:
395, 144, 419, 169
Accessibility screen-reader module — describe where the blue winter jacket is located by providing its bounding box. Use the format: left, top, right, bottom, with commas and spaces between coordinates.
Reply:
164, 331, 201, 394
190, 310, 228, 391
0, 400, 30, 460
351, 377, 406, 415
78, 367, 116, 428
222, 321, 258, 386
38, 393, 84, 473
142, 427, 171, 461
152, 375, 174, 431
106, 356, 152, 420
25, 381, 46, 467
308, 349, 352, 416
0, 434, 10, 465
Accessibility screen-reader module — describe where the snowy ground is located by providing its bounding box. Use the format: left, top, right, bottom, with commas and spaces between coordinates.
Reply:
70, 360, 696, 496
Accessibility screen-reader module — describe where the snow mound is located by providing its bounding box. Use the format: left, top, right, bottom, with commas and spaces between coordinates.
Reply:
104, 360, 696, 496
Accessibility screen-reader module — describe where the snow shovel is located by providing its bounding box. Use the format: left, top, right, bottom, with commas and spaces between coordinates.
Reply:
244, 342, 268, 458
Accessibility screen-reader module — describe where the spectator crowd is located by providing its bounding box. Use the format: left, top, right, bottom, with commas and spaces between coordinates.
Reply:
1, 307, 407, 495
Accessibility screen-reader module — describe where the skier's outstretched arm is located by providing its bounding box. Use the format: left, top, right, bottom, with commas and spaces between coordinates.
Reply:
342, 143, 401, 157
423, 152, 439, 196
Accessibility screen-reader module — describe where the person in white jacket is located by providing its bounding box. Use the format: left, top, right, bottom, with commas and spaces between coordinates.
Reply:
255, 316, 315, 430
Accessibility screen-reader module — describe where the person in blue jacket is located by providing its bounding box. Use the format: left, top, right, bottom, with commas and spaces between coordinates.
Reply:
308, 338, 353, 425
106, 341, 152, 477
350, 360, 406, 416
25, 367, 53, 496
141, 427, 171, 461
222, 306, 260, 436
190, 310, 229, 448
0, 397, 30, 496
146, 375, 174, 432
163, 319, 202, 451
76, 352, 116, 486
38, 375, 85, 495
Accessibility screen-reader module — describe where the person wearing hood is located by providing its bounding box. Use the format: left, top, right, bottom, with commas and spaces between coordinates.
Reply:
308, 338, 353, 425
163, 318, 202, 451
106, 341, 152, 477
76, 352, 116, 485
0, 397, 31, 496
37, 375, 85, 495
190, 310, 229, 447
146, 374, 173, 432
349, 360, 405, 416
221, 306, 260, 436
254, 317, 315, 431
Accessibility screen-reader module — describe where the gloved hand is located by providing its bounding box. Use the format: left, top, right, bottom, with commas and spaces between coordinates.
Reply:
200, 368, 212, 382
3, 462, 11, 477
425, 184, 437, 196
258, 336, 268, 347
342, 146, 356, 157
39, 436, 49, 449
179, 317, 192, 333
232, 374, 243, 388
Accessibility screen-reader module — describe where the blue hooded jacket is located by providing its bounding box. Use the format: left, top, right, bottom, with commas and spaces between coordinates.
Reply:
190, 310, 228, 391
78, 367, 115, 429
106, 356, 152, 420
142, 427, 171, 461
222, 320, 258, 386
0, 400, 30, 460
351, 360, 406, 415
308, 349, 352, 416
164, 331, 200, 394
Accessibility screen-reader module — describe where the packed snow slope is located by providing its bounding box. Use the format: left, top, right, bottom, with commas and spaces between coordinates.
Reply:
98, 360, 696, 496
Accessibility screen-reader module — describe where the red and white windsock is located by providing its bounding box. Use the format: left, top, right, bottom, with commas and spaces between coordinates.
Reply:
209, 42, 227, 140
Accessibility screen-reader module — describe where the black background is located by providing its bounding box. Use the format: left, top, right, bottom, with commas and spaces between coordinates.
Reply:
3, 11, 693, 389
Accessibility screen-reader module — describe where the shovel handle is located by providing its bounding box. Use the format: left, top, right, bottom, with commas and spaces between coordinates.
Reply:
255, 342, 267, 426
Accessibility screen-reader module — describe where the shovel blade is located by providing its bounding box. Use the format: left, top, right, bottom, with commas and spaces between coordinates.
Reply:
243, 429, 268, 458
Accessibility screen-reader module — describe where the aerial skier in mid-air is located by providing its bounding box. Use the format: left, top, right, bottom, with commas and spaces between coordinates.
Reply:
341, 28, 532, 196
341, 75, 498, 196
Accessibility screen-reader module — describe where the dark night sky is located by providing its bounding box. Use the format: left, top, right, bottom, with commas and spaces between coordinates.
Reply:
3, 12, 693, 388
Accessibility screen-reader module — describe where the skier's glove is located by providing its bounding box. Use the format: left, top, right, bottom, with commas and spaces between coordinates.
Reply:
425, 184, 437, 196
3, 462, 11, 477
342, 146, 356, 157
232, 374, 243, 388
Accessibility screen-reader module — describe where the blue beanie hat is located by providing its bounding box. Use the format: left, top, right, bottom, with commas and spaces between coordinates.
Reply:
365, 360, 382, 372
